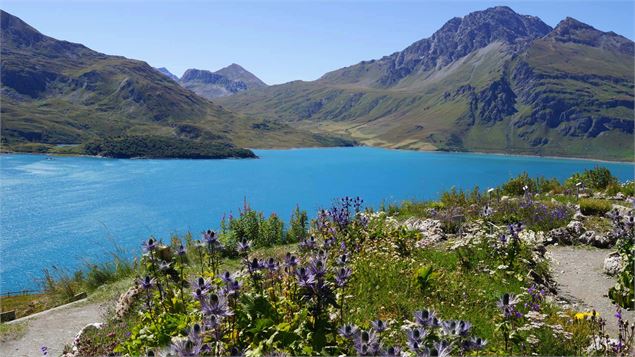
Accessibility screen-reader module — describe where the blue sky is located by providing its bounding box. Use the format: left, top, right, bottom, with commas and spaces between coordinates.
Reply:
2, 1, 634, 84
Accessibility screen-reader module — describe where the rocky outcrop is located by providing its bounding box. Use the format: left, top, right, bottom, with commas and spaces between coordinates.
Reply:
402, 218, 446, 247
603, 251, 623, 276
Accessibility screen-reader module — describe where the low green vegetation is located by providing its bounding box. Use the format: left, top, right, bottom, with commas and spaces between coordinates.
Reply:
579, 199, 613, 216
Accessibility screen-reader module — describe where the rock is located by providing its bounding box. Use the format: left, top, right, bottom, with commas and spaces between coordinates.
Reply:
519, 230, 546, 245
593, 192, 607, 199
62, 323, 104, 357
403, 218, 446, 247
578, 230, 614, 248
566, 220, 585, 235
572, 211, 585, 221
612, 192, 626, 200
603, 252, 623, 276
611, 204, 633, 218
546, 227, 574, 245
500, 195, 510, 202
579, 193, 590, 198
115, 285, 141, 319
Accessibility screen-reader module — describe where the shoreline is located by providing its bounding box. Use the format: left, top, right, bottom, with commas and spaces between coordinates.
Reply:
2, 145, 634, 164
250, 145, 635, 165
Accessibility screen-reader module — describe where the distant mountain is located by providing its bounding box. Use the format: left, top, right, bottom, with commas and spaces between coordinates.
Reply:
154, 67, 178, 81
179, 64, 267, 99
218, 6, 634, 161
0, 10, 353, 157
215, 63, 267, 89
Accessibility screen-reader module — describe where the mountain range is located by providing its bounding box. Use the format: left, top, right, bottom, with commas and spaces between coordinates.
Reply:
217, 6, 634, 161
0, 10, 352, 158
154, 63, 267, 99
1, 6, 633, 160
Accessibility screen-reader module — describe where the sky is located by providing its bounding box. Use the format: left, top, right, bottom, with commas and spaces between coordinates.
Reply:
2, 0, 634, 85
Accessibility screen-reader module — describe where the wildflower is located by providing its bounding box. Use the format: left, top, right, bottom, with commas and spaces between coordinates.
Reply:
336, 253, 349, 266
138, 276, 155, 290
201, 293, 232, 318
192, 277, 212, 293
407, 327, 428, 345
354, 329, 380, 356
383, 346, 402, 356
142, 238, 158, 253
339, 324, 359, 339
334, 266, 352, 287
265, 257, 279, 272
414, 309, 437, 327
433, 341, 452, 357
247, 258, 264, 273
191, 288, 206, 301
158, 260, 172, 272
300, 236, 317, 250
220, 271, 235, 284
284, 253, 298, 269
468, 337, 487, 350
295, 267, 316, 288
308, 256, 327, 278
371, 319, 387, 332
237, 239, 251, 254
177, 244, 187, 256
187, 323, 203, 346
497, 293, 520, 318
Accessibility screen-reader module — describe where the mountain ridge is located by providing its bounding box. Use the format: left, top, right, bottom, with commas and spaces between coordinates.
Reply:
217, 6, 634, 161
0, 10, 354, 158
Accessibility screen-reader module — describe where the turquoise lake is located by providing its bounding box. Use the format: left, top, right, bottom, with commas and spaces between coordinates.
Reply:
1, 147, 633, 292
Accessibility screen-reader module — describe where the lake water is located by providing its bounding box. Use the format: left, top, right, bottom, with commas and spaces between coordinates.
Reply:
1, 147, 633, 291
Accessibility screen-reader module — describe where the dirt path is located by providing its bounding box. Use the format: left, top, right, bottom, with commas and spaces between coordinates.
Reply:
0, 299, 104, 356
549, 245, 634, 335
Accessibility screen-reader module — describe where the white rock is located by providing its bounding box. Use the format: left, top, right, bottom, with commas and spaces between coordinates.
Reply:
603, 252, 623, 276
566, 220, 585, 235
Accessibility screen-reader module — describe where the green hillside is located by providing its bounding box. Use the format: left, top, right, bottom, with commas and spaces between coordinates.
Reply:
218, 7, 634, 161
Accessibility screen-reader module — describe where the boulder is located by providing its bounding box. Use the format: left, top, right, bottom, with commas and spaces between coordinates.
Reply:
603, 252, 623, 276
566, 220, 585, 235
578, 230, 614, 248
403, 218, 446, 247
572, 211, 585, 221
546, 227, 575, 245
612, 192, 626, 201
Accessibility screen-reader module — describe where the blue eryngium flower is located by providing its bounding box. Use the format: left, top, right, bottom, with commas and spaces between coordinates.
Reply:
201, 293, 232, 318
497, 293, 520, 318
414, 309, 438, 327
407, 327, 428, 345
468, 337, 487, 350
309, 256, 327, 278
237, 239, 251, 254
177, 244, 186, 256
433, 341, 452, 357
371, 319, 387, 332
354, 329, 380, 356
339, 324, 359, 339
142, 238, 158, 253
265, 257, 279, 272
138, 276, 155, 290
335, 266, 352, 287
383, 346, 402, 356
336, 253, 349, 266
284, 252, 298, 269
220, 271, 235, 284
295, 267, 316, 288
441, 320, 471, 336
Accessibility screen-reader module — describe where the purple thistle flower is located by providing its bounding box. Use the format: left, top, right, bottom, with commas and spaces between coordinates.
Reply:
193, 277, 212, 293
335, 266, 352, 287
220, 271, 235, 284
295, 267, 316, 288
177, 244, 186, 256
265, 257, 279, 272
299, 236, 317, 250
142, 238, 158, 253
201, 293, 232, 318
284, 253, 298, 269
138, 276, 155, 290
497, 293, 520, 318
336, 253, 349, 266
308, 256, 327, 278
354, 329, 380, 356
414, 309, 437, 327
338, 324, 359, 339
468, 337, 487, 351
433, 341, 452, 357
407, 327, 428, 345
383, 346, 402, 357
191, 288, 206, 301
237, 239, 251, 254
371, 319, 387, 332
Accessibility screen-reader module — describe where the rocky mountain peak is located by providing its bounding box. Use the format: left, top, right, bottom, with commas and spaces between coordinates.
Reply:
215, 63, 267, 88
549, 17, 634, 55
375, 6, 552, 85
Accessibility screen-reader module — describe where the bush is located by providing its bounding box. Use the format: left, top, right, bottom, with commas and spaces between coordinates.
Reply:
287, 205, 308, 243
579, 199, 612, 216
565, 166, 618, 191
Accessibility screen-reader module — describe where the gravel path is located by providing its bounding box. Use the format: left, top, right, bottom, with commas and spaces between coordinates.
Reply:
549, 245, 634, 335
0, 299, 104, 356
